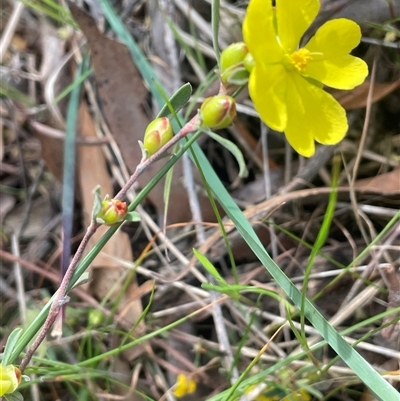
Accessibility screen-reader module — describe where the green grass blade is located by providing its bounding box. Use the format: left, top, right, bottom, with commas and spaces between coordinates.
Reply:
198, 153, 399, 399
211, 0, 221, 67
61, 59, 86, 278
193, 248, 227, 285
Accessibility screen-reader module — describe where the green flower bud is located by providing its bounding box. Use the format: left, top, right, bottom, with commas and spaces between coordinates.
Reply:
143, 117, 173, 156
96, 198, 128, 225
199, 95, 236, 130
243, 52, 255, 73
220, 42, 250, 85
220, 42, 248, 72
88, 309, 104, 326
0, 364, 21, 396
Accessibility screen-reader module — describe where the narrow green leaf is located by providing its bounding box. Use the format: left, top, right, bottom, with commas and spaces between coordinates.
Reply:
156, 83, 192, 119
193, 248, 227, 285
22, 0, 76, 25
61, 58, 86, 278
211, 0, 221, 67
205, 130, 248, 178
0, 81, 35, 107
191, 143, 400, 401
1, 327, 23, 365
163, 160, 174, 226
54, 67, 93, 104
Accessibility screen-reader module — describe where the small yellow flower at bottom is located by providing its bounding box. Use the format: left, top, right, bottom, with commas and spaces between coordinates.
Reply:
173, 373, 196, 398
0, 364, 21, 396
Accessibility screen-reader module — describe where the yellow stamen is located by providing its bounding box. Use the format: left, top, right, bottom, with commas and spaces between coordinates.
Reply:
289, 48, 312, 72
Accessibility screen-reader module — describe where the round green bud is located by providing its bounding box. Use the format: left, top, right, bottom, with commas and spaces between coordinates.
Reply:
143, 117, 173, 156
199, 95, 236, 130
220, 42, 248, 72
88, 309, 104, 326
96, 199, 128, 225
220, 42, 250, 85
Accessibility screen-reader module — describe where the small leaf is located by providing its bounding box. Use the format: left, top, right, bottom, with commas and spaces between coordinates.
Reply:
138, 140, 147, 160
2, 328, 23, 365
193, 248, 227, 285
157, 83, 192, 118
205, 130, 248, 178
6, 391, 24, 401
91, 185, 103, 222
226, 68, 250, 85
70, 272, 91, 289
125, 211, 141, 222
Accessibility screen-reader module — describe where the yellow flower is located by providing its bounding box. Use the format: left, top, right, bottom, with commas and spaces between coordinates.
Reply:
173, 373, 196, 398
0, 364, 21, 396
243, 0, 368, 157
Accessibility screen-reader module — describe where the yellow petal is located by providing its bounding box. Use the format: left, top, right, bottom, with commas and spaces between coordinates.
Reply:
243, 0, 282, 64
306, 18, 363, 57
0, 365, 19, 396
304, 19, 368, 88
173, 374, 196, 398
248, 64, 288, 131
0, 380, 12, 396
305, 54, 368, 89
276, 0, 320, 53
285, 74, 348, 157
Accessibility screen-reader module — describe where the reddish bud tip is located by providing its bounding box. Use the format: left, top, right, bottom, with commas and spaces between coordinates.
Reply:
96, 199, 128, 225
143, 117, 173, 156
199, 95, 236, 129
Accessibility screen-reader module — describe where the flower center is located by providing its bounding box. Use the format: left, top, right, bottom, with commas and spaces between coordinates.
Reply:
290, 48, 313, 71
283, 48, 313, 72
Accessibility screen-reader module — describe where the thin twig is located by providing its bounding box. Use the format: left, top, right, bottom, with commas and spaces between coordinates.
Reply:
19, 114, 200, 372
19, 222, 98, 371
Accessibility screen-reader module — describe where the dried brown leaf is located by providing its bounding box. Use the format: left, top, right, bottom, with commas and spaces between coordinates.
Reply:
333, 79, 400, 110
354, 168, 400, 194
